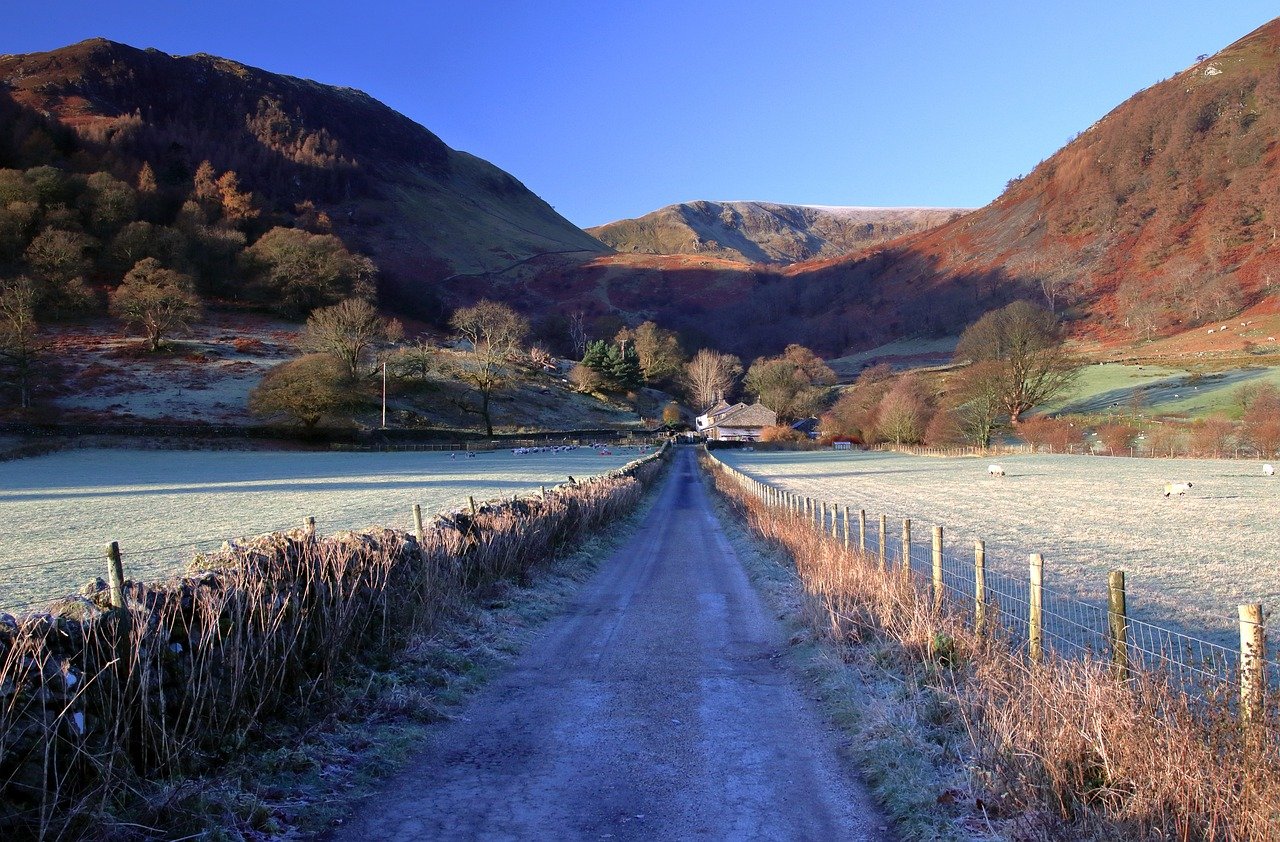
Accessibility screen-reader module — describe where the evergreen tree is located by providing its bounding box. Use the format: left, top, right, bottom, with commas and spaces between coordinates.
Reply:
608, 340, 642, 390
582, 339, 611, 374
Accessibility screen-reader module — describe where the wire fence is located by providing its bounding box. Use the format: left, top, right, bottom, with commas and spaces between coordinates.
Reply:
710, 452, 1280, 704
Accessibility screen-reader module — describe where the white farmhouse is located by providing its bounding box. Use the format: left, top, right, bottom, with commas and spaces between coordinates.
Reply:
695, 398, 778, 441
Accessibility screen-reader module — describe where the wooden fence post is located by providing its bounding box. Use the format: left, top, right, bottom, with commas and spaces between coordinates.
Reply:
901, 519, 912, 578
819, 500, 826, 533
830, 502, 839, 540
974, 539, 986, 636
878, 514, 887, 572
413, 504, 425, 544
858, 509, 866, 553
1029, 553, 1044, 663
1108, 570, 1129, 682
304, 516, 316, 537
469, 496, 478, 516
932, 526, 944, 611
1239, 603, 1266, 727
842, 506, 850, 548
106, 541, 126, 610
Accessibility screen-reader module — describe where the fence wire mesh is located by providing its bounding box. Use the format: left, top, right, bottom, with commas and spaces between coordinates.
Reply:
722, 457, 1280, 700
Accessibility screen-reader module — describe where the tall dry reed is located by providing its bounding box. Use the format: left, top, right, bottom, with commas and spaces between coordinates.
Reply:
702, 451, 1280, 841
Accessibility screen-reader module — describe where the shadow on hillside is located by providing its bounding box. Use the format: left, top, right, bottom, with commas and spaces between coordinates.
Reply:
521, 245, 1050, 361
1056, 368, 1272, 415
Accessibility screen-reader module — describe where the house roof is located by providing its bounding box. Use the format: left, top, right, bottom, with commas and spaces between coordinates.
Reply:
704, 399, 734, 419
791, 417, 819, 434
713, 402, 776, 429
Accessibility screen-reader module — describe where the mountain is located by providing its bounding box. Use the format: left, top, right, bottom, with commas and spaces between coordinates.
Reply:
587, 201, 967, 264
0, 38, 607, 317
773, 17, 1280, 348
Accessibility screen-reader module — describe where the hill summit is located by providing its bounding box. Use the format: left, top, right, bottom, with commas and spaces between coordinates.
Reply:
587, 201, 966, 264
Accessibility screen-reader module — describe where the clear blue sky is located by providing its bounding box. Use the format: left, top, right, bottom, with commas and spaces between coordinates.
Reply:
4, 3, 1278, 227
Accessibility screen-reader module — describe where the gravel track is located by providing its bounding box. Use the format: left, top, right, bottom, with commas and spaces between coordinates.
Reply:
331, 448, 890, 841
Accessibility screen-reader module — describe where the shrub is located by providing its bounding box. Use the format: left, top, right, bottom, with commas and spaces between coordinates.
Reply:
759, 424, 806, 443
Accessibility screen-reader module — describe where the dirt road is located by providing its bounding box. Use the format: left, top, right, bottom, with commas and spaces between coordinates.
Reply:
332, 448, 890, 840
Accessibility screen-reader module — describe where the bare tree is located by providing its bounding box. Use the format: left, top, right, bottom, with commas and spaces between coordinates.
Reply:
108, 258, 204, 351
954, 300, 1081, 426
616, 321, 685, 384
0, 276, 41, 408
568, 311, 588, 360
449, 299, 530, 436
683, 348, 742, 411
301, 297, 402, 378
948, 359, 1006, 447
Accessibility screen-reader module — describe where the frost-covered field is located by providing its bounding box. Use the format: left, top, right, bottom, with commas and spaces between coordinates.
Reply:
0, 447, 642, 612
718, 449, 1280, 646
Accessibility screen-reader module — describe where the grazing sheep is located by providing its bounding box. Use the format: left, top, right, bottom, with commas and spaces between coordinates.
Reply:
988, 464, 1005, 477
1264, 464, 1275, 477
1163, 482, 1193, 497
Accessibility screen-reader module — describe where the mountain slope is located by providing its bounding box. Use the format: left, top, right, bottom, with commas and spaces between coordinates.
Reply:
777, 16, 1280, 347
0, 39, 608, 315
587, 201, 966, 264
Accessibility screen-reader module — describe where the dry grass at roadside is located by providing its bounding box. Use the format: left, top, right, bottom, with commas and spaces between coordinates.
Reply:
703, 451, 1280, 841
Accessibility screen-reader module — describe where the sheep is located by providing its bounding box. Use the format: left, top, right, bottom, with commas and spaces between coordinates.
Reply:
1264, 464, 1275, 477
1163, 482, 1193, 497
988, 464, 1005, 477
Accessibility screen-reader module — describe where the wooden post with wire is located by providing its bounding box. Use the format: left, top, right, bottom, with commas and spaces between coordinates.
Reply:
1108, 570, 1129, 682
106, 541, 126, 610
858, 509, 866, 553
1239, 603, 1266, 727
1029, 553, 1044, 663
932, 526, 943, 611
878, 514, 887, 572
901, 518, 912, 578
842, 506, 850, 548
412, 504, 425, 545
974, 539, 986, 636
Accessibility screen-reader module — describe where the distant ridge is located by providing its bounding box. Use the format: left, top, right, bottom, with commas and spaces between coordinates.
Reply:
587, 201, 968, 264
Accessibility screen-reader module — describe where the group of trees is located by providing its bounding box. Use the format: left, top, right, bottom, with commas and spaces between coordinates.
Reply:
571, 320, 687, 396
1116, 258, 1243, 340
249, 297, 532, 434
0, 159, 377, 410
820, 301, 1081, 447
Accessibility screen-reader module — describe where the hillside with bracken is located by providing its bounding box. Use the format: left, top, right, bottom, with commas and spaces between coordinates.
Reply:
772, 17, 1280, 350
586, 201, 967, 264
0, 38, 607, 321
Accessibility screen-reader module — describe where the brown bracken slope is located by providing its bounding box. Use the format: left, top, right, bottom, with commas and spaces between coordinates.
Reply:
0, 38, 608, 320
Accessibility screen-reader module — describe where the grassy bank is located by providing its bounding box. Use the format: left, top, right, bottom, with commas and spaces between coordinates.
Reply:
702, 450, 1280, 840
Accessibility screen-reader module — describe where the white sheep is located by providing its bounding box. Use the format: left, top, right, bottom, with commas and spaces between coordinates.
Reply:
1163, 482, 1193, 497
988, 464, 1005, 477
1264, 464, 1275, 477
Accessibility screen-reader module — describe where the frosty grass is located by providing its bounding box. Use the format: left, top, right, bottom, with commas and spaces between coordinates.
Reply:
0, 447, 642, 612
719, 449, 1280, 648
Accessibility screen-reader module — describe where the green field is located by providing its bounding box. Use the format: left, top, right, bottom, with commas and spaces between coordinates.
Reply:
1040, 362, 1280, 418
